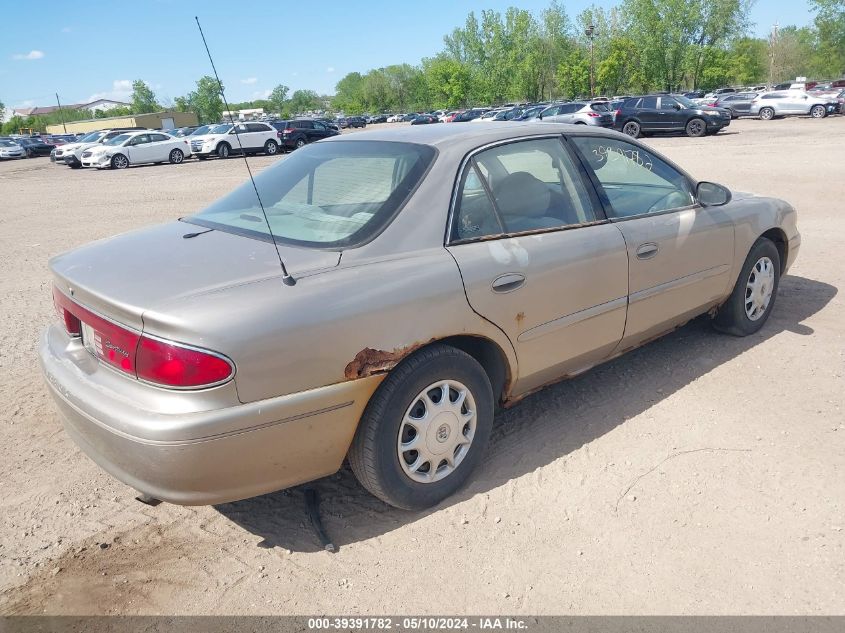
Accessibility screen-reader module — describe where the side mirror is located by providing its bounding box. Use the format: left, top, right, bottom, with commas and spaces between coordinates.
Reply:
697, 181, 731, 207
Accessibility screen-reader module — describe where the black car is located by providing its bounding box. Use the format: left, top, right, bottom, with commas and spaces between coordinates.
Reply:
345, 116, 367, 128
410, 114, 440, 125
614, 94, 731, 138
713, 92, 759, 118
367, 114, 388, 124
16, 137, 54, 157
452, 109, 487, 122
314, 118, 340, 131
270, 119, 339, 150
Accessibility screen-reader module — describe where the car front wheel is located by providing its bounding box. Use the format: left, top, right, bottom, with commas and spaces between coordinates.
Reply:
685, 118, 706, 137
168, 149, 184, 164
713, 237, 781, 336
217, 143, 231, 159
348, 344, 494, 510
110, 154, 129, 169
264, 139, 279, 155
810, 105, 826, 118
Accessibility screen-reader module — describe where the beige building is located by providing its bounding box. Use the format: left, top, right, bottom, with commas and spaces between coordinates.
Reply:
46, 111, 199, 135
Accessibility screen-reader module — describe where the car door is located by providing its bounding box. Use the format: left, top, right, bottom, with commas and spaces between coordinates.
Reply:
635, 96, 661, 130
445, 136, 629, 394
657, 96, 684, 130
569, 135, 735, 352
735, 93, 756, 114
312, 121, 331, 140
124, 134, 154, 163
147, 133, 171, 162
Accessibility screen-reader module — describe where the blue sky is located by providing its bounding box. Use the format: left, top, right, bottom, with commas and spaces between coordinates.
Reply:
1, 0, 816, 109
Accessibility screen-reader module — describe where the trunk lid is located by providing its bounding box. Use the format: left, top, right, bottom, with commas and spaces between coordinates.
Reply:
50, 220, 339, 329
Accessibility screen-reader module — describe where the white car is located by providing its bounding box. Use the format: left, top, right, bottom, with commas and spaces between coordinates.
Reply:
387, 114, 405, 123
81, 131, 192, 169
53, 129, 143, 168
0, 140, 25, 159
470, 109, 503, 122
189, 122, 279, 159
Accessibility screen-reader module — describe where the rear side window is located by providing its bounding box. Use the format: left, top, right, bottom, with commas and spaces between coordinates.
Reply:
571, 136, 694, 218
450, 138, 597, 241
246, 123, 270, 132
640, 96, 658, 109
763, 93, 784, 99
590, 103, 609, 112
188, 141, 436, 248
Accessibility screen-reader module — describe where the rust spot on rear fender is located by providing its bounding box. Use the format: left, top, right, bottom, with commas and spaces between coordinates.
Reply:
344, 342, 429, 380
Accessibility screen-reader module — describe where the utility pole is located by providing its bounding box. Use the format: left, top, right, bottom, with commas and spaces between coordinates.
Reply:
55, 93, 67, 133
769, 22, 779, 89
585, 24, 596, 98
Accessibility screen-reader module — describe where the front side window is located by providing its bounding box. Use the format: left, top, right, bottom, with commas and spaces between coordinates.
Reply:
450, 137, 598, 242
571, 136, 694, 218
129, 134, 151, 146
640, 96, 658, 109
659, 96, 680, 110
187, 140, 435, 248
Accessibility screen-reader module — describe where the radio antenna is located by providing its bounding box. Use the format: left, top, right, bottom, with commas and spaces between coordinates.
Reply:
195, 16, 296, 286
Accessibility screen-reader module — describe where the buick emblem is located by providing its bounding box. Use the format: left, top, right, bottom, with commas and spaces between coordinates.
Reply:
436, 424, 450, 443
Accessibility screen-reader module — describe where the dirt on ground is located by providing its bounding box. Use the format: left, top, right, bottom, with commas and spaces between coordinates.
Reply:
0, 119, 842, 615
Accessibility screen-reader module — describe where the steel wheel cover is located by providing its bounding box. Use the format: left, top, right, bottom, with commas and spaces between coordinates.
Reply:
745, 256, 775, 321
397, 380, 477, 484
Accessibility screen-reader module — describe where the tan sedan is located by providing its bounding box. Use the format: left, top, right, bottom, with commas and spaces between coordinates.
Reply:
40, 123, 800, 510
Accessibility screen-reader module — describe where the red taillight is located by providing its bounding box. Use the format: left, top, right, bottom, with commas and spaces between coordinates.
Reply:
615, 108, 622, 118
588, 111, 601, 117
52, 285, 234, 388
136, 337, 233, 388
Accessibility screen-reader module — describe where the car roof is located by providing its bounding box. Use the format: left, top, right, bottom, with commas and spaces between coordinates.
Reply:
328, 121, 627, 150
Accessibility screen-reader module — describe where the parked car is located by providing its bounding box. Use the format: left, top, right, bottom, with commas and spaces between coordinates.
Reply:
410, 114, 440, 125
749, 91, 833, 120
452, 109, 487, 122
16, 137, 54, 157
0, 140, 25, 159
537, 102, 614, 127
401, 113, 419, 122
40, 123, 800, 510
683, 91, 705, 99
615, 94, 731, 137
368, 114, 388, 124
270, 119, 339, 150
346, 116, 367, 128
190, 122, 280, 159
387, 114, 405, 123
168, 126, 201, 138
713, 92, 760, 118
80, 131, 192, 169
54, 128, 147, 168
512, 105, 546, 121
470, 109, 503, 123
492, 107, 523, 121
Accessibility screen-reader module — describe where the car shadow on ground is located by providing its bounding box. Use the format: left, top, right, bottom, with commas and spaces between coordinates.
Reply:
214, 274, 836, 553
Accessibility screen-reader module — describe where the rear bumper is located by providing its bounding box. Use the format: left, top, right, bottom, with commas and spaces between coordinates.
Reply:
39, 326, 382, 505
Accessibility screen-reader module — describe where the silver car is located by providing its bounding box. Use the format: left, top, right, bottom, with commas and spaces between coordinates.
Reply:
537, 102, 614, 127
749, 91, 832, 119
0, 140, 25, 159
40, 123, 800, 510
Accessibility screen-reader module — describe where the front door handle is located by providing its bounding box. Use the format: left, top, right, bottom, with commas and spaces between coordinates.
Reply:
491, 273, 525, 293
636, 243, 659, 259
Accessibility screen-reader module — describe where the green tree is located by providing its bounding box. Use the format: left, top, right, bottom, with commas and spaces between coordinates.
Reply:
180, 76, 224, 124
130, 80, 159, 114
810, 0, 845, 77
557, 49, 591, 97
288, 89, 320, 115
423, 56, 471, 109
268, 84, 289, 115
333, 72, 366, 113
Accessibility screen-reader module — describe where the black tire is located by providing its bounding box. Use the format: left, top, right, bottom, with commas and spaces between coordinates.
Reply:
216, 143, 230, 159
68, 161, 82, 169
264, 139, 279, 155
168, 149, 184, 164
294, 137, 306, 149
685, 117, 706, 137
809, 105, 826, 119
622, 120, 641, 138
25, 149, 33, 158
713, 238, 781, 336
759, 107, 775, 121
110, 154, 129, 169
348, 344, 494, 510
197, 155, 207, 160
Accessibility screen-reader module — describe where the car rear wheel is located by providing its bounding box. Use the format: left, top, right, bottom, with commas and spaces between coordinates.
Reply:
110, 154, 129, 169
685, 118, 706, 137
295, 138, 306, 149
348, 344, 494, 510
810, 105, 827, 119
622, 121, 641, 138
713, 237, 781, 336
759, 107, 775, 120
217, 143, 231, 159
168, 149, 184, 164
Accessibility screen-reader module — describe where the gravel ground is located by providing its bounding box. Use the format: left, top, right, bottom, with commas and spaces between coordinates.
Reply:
0, 118, 842, 615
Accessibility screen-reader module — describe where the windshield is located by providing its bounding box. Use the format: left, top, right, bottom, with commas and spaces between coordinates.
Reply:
674, 95, 697, 108
189, 125, 211, 136
0, 140, 17, 147
105, 134, 131, 146
79, 132, 103, 143
186, 140, 436, 248
208, 124, 232, 134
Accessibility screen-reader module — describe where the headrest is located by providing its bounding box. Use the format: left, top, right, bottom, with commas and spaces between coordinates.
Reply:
493, 171, 551, 218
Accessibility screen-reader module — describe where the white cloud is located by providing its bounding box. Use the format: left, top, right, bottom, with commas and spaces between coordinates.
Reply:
252, 89, 272, 99
12, 50, 45, 61
326, 66, 335, 73
87, 79, 133, 103
240, 77, 257, 85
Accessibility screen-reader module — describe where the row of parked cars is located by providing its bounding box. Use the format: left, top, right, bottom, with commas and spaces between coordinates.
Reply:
42, 118, 343, 170
0, 132, 88, 160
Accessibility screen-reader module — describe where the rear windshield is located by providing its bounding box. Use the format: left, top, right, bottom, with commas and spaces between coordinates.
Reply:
186, 140, 436, 249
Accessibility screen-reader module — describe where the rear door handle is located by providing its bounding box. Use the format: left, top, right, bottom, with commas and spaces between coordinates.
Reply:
636, 243, 659, 259
491, 273, 525, 293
